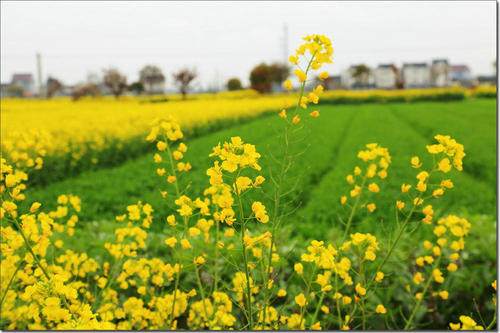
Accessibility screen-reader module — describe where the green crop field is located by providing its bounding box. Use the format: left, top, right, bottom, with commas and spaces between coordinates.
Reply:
24, 99, 496, 228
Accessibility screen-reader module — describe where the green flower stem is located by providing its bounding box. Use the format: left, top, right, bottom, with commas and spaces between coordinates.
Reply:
194, 263, 213, 330
10, 216, 76, 320
373, 199, 419, 281
213, 209, 220, 292
235, 182, 254, 330
168, 257, 182, 329
342, 175, 367, 242
404, 256, 441, 329
299, 263, 318, 328
163, 138, 189, 328
486, 311, 497, 330
371, 169, 436, 286
262, 51, 317, 326
93, 256, 125, 311
334, 273, 343, 329
0, 262, 21, 311
310, 291, 325, 328
358, 249, 367, 330
163, 135, 181, 198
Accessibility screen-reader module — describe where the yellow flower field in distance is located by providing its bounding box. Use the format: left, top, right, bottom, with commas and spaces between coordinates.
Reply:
0, 94, 294, 160
321, 86, 467, 102
0, 85, 492, 177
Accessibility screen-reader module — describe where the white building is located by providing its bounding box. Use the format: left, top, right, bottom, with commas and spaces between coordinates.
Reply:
143, 81, 165, 94
340, 67, 356, 89
374, 64, 396, 89
431, 59, 452, 87
341, 65, 375, 89
402, 63, 431, 88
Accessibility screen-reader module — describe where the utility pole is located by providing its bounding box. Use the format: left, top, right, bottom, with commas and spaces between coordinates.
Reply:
282, 24, 288, 65
214, 70, 221, 92
36, 52, 44, 98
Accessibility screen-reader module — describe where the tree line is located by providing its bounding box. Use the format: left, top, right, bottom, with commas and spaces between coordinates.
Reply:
44, 62, 291, 101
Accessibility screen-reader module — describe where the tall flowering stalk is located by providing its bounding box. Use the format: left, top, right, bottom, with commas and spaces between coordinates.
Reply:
206, 137, 267, 328
261, 34, 333, 326
147, 118, 197, 328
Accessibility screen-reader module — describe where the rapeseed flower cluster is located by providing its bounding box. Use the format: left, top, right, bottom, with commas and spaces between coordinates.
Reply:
408, 214, 471, 315
288, 233, 386, 330
449, 316, 485, 330
339, 143, 391, 240
281, 34, 333, 123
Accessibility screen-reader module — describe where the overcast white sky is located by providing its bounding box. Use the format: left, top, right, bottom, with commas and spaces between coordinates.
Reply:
1, 1, 496, 90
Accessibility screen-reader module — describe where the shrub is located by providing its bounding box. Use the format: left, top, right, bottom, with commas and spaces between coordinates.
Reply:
227, 78, 243, 91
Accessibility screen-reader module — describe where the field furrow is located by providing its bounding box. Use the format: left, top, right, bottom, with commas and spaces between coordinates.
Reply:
286, 101, 496, 241
387, 99, 496, 185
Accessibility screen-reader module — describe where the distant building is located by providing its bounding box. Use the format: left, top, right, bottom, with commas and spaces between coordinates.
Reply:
431, 59, 451, 87
323, 75, 342, 90
402, 63, 431, 88
476, 75, 497, 86
340, 67, 356, 89
143, 81, 165, 94
1, 82, 25, 98
1, 83, 10, 98
57, 85, 74, 97
271, 82, 283, 93
450, 65, 471, 82
374, 64, 397, 89
450, 65, 472, 87
139, 69, 166, 94
11, 73, 35, 95
341, 65, 375, 89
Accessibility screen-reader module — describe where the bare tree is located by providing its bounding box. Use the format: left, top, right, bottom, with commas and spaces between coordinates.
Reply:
103, 68, 127, 98
390, 65, 404, 90
139, 65, 165, 94
46, 77, 62, 98
72, 83, 99, 101
172, 68, 197, 100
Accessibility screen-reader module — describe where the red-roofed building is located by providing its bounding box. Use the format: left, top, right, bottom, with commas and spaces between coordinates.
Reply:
450, 65, 471, 82
11, 73, 35, 95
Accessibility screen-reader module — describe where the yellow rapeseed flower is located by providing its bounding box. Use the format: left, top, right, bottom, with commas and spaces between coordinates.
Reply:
277, 289, 287, 297
295, 293, 307, 307
375, 304, 387, 314
294, 263, 303, 275
318, 72, 329, 80
294, 69, 307, 82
